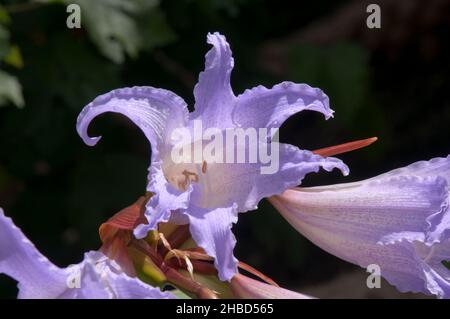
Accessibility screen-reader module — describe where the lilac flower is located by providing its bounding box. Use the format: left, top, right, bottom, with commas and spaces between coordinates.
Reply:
76, 32, 348, 281
269, 156, 450, 298
0, 208, 175, 299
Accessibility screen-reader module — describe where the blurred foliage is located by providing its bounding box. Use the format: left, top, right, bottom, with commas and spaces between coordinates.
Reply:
0, 0, 449, 298
0, 5, 23, 107
40, 0, 176, 63
288, 43, 374, 126
0, 70, 23, 106
443, 261, 450, 271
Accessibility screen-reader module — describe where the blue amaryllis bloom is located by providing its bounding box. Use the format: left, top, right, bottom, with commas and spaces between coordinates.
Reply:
0, 209, 175, 299
76, 32, 348, 281
269, 156, 450, 298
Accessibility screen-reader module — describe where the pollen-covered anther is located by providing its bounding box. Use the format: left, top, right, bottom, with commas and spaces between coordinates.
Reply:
183, 169, 199, 182
173, 169, 200, 191
164, 250, 195, 279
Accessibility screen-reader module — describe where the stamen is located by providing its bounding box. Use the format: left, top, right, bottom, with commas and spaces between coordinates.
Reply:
172, 169, 200, 191
159, 233, 173, 251
157, 222, 179, 238
130, 239, 218, 298
182, 169, 199, 183
165, 249, 213, 263
313, 137, 378, 157
201, 160, 207, 174
160, 234, 199, 280
186, 260, 217, 275
184, 256, 195, 279
165, 250, 213, 280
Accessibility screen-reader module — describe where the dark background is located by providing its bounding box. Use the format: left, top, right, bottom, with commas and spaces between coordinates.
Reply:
0, 0, 449, 298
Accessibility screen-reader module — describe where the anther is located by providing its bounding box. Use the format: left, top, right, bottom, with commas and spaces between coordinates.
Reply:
182, 169, 199, 183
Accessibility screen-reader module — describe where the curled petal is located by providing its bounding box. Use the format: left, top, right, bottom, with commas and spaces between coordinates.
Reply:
76, 86, 189, 158
191, 32, 236, 127
184, 204, 239, 282
234, 81, 333, 133
231, 274, 313, 299
270, 174, 450, 298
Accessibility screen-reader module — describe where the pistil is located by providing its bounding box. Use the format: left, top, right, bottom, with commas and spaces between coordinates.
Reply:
313, 137, 378, 157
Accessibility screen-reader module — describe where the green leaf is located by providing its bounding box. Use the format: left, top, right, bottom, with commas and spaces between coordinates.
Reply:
0, 24, 10, 59
287, 43, 372, 124
137, 7, 176, 51
0, 70, 24, 108
38, 0, 175, 63
0, 5, 11, 25
72, 0, 143, 63
70, 0, 170, 63
4, 45, 24, 69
